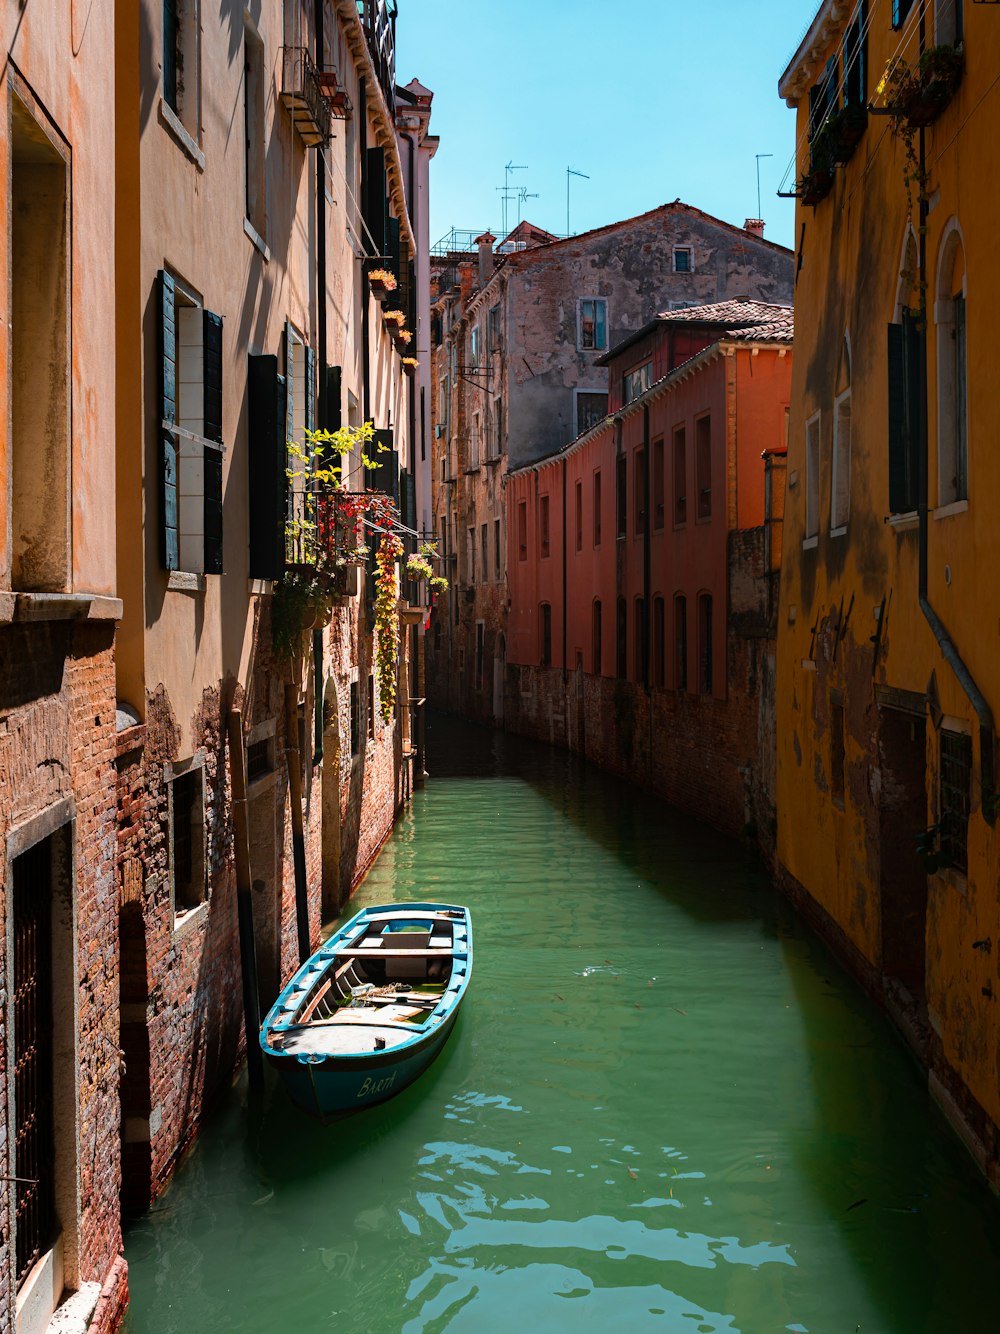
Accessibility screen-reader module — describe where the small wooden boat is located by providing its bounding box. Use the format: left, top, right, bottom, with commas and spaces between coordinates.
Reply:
260, 902, 472, 1119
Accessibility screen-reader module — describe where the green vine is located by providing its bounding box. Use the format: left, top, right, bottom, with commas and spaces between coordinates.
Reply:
374, 532, 404, 722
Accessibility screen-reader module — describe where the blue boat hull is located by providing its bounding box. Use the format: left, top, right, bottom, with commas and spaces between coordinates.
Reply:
260, 901, 472, 1121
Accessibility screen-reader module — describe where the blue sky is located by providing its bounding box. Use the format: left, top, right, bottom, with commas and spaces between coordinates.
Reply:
396, 0, 813, 254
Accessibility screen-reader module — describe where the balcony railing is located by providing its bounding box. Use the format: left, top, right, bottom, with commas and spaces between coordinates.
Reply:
280, 47, 331, 147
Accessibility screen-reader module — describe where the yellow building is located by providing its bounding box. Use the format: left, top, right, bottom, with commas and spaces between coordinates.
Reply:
777, 0, 1000, 1183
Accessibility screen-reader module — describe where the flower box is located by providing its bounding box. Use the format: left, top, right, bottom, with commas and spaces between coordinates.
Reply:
889, 46, 963, 129
798, 165, 834, 207
401, 356, 419, 377
368, 268, 397, 303
827, 104, 868, 164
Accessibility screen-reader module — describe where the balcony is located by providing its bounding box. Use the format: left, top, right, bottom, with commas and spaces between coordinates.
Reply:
280, 47, 331, 147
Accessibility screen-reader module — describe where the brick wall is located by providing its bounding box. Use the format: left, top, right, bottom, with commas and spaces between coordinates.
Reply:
0, 620, 124, 1329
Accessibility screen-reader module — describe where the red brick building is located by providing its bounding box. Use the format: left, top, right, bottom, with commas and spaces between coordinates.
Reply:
505, 301, 792, 845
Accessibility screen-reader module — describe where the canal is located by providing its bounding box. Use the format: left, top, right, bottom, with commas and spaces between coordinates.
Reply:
124, 715, 1000, 1332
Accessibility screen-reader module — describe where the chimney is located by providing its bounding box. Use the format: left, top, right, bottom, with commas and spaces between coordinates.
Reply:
744, 218, 766, 239
475, 231, 496, 287
458, 259, 476, 312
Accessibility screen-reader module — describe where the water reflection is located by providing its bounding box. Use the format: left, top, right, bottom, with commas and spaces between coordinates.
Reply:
125, 714, 1000, 1333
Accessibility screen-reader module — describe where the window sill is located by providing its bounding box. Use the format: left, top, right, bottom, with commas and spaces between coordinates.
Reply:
167, 571, 206, 594
248, 578, 274, 596
829, 525, 847, 539
463, 466, 481, 475
485, 456, 502, 467
173, 898, 209, 939
4, 592, 123, 624
887, 511, 918, 532
246, 769, 278, 799
158, 97, 205, 171
802, 535, 818, 550
244, 216, 270, 262
933, 499, 969, 521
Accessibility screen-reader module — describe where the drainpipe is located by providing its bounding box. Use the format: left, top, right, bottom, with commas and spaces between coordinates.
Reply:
360, 76, 370, 421
914, 16, 994, 802
642, 403, 651, 691
562, 457, 568, 685
313, 0, 327, 766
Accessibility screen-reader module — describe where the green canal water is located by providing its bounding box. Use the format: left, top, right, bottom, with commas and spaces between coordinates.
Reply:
124, 716, 1000, 1333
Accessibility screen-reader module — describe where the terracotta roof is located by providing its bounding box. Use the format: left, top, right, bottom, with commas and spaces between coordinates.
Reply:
598, 298, 793, 364
655, 298, 794, 340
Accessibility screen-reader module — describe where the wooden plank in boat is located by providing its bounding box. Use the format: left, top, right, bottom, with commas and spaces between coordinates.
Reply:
332, 947, 454, 959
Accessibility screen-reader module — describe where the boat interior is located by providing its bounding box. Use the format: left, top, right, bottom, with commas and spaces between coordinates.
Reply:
266, 911, 465, 1056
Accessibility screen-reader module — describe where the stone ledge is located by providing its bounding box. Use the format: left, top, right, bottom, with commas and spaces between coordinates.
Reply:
11, 592, 123, 623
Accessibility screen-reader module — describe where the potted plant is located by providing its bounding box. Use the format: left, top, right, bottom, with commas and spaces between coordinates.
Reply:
400, 356, 419, 377
368, 268, 398, 303
797, 135, 835, 206
393, 328, 413, 355
383, 308, 406, 331
827, 103, 868, 164
887, 45, 964, 129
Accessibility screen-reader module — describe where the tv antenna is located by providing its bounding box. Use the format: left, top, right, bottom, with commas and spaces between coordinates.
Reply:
566, 167, 590, 236
517, 186, 539, 227
755, 153, 774, 222
496, 161, 527, 237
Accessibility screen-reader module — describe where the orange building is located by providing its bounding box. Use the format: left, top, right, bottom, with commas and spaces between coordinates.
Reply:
776, 0, 1000, 1181
505, 302, 792, 841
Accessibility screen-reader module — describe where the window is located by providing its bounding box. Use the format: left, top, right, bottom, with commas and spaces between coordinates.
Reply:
476, 622, 485, 689
634, 597, 645, 683
481, 524, 489, 580
893, 0, 915, 30
170, 765, 206, 915
809, 55, 839, 145
634, 447, 647, 535
888, 315, 921, 514
939, 729, 972, 873
616, 598, 627, 679
623, 361, 653, 404
674, 595, 688, 690
490, 396, 503, 459
494, 518, 501, 576
470, 411, 481, 469
577, 391, 609, 437
164, 0, 200, 135
616, 455, 627, 539
467, 526, 476, 581
10, 96, 70, 593
440, 373, 450, 430
367, 674, 375, 740
350, 680, 360, 756
518, 501, 527, 560
672, 246, 693, 273
540, 603, 552, 667
160, 271, 225, 574
575, 481, 583, 552
672, 426, 687, 526
935, 0, 962, 45
244, 17, 266, 235
578, 298, 608, 351
487, 304, 501, 356
936, 227, 968, 506
470, 325, 480, 368
593, 600, 602, 674
698, 593, 713, 695
695, 414, 712, 520
652, 439, 665, 530
593, 470, 602, 546
805, 411, 821, 541
831, 392, 851, 532
652, 597, 665, 688
844, 1, 868, 107
830, 693, 845, 808
540, 495, 550, 558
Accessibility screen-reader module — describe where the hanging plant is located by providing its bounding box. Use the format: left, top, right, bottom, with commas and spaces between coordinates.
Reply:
374, 532, 404, 722
429, 575, 449, 595
405, 553, 434, 582
383, 308, 406, 327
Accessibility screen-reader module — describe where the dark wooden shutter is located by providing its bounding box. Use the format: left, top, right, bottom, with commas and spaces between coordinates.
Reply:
402, 468, 416, 534
370, 429, 399, 503
387, 216, 401, 302
304, 344, 316, 438
203, 310, 224, 573
248, 354, 287, 579
887, 317, 921, 514
322, 365, 342, 432
364, 146, 387, 259
158, 269, 179, 570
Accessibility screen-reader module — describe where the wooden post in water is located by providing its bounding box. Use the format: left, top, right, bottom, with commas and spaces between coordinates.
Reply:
227, 707, 263, 1092
285, 683, 311, 964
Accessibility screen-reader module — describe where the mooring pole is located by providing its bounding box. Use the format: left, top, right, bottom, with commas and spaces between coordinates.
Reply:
227, 707, 263, 1092
285, 683, 311, 964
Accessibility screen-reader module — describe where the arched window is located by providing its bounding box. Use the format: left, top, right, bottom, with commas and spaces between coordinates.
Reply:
539, 603, 552, 667
674, 594, 687, 691
888, 226, 920, 515
832, 333, 851, 533
615, 597, 627, 679
634, 596, 645, 683
652, 596, 665, 688
935, 220, 968, 506
592, 600, 602, 675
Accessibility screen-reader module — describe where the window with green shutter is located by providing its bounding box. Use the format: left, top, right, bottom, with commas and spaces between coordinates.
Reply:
887, 315, 922, 515
248, 354, 287, 580
157, 270, 224, 574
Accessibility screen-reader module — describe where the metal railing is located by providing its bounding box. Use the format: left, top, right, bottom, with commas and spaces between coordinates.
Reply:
280, 46, 331, 147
